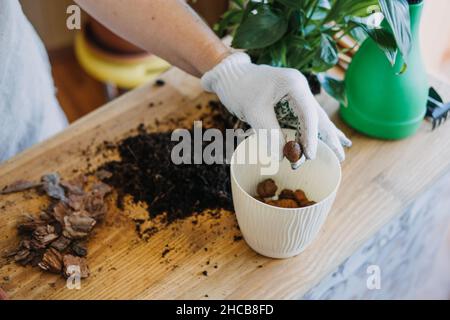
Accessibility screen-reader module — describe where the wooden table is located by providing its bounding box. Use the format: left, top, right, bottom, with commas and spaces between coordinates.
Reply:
1, 67, 449, 300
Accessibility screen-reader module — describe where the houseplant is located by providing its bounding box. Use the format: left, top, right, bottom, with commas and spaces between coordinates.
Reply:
216, 0, 415, 106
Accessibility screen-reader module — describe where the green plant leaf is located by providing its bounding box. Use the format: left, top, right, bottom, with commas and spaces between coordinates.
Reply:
313, 33, 338, 72
318, 0, 332, 10
232, 5, 289, 50
317, 74, 347, 106
214, 9, 243, 37
287, 37, 313, 69
378, 0, 412, 60
230, 0, 244, 9
271, 42, 288, 67
309, 0, 332, 20
349, 17, 398, 65
326, 0, 379, 22
310, 7, 329, 21
275, 0, 304, 10
288, 9, 305, 33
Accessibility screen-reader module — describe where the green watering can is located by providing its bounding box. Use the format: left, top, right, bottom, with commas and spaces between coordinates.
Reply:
341, 1, 428, 140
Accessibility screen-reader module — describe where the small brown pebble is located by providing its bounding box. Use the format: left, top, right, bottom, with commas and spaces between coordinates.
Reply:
283, 141, 302, 163
265, 199, 298, 208
301, 201, 317, 207
254, 196, 265, 203
279, 189, 296, 200
274, 199, 299, 208
256, 179, 277, 198
294, 189, 308, 204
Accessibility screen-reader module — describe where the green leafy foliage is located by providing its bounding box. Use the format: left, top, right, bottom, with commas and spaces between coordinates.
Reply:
232, 4, 288, 49
317, 73, 347, 106
216, 0, 413, 102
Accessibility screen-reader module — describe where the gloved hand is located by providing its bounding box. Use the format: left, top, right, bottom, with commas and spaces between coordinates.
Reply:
201, 52, 351, 162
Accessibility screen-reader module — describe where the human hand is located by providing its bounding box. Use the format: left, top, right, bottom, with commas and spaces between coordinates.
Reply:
201, 52, 351, 162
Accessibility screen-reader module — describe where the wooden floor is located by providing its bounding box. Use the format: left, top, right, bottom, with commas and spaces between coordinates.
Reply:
49, 47, 107, 123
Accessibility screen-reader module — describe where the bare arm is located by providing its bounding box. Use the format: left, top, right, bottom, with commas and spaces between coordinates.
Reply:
75, 0, 230, 77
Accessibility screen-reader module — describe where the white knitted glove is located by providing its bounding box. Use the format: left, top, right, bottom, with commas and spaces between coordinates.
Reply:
201, 52, 351, 162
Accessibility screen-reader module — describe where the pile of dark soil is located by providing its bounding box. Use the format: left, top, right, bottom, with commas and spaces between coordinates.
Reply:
99, 127, 235, 227
96, 101, 245, 234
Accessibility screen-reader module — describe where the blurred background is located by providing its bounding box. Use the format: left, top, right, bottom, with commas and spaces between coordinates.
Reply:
19, 0, 450, 123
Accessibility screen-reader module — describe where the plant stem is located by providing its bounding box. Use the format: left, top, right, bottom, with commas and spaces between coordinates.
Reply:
304, 0, 319, 26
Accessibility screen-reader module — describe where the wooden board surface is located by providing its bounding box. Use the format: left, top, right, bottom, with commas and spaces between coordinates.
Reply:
0, 68, 449, 300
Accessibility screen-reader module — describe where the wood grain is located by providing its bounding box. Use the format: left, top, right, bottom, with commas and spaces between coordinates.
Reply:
0, 67, 449, 300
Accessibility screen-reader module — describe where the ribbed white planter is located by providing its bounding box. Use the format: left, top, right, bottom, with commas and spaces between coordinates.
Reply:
231, 130, 341, 259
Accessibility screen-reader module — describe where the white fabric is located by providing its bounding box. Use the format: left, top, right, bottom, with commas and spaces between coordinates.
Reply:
0, 0, 68, 163
201, 52, 351, 162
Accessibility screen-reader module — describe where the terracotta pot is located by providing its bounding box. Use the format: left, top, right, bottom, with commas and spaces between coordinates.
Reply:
189, 0, 229, 27
88, 17, 146, 54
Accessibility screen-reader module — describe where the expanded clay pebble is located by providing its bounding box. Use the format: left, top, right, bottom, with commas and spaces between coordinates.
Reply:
254, 180, 316, 209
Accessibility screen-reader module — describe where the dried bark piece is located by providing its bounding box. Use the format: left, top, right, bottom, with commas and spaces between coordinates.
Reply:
71, 242, 87, 257
63, 211, 96, 239
63, 255, 89, 279
14, 249, 31, 263
51, 236, 72, 252
32, 225, 59, 247
95, 170, 112, 180
0, 180, 41, 195
41, 173, 66, 201
17, 218, 46, 234
256, 179, 278, 198
39, 211, 53, 222
52, 202, 70, 225
30, 239, 47, 250
61, 180, 85, 196
38, 248, 63, 274
67, 194, 85, 211
83, 192, 109, 221
19, 239, 31, 250
91, 182, 112, 198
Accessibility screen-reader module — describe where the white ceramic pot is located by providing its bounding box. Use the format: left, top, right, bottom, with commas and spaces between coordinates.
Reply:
230, 129, 341, 259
